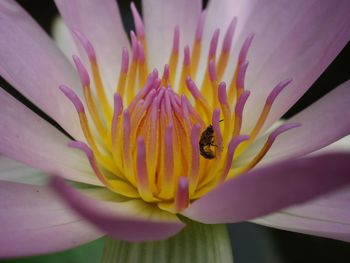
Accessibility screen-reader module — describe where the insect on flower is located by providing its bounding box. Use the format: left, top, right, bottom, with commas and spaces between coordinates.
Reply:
199, 120, 224, 159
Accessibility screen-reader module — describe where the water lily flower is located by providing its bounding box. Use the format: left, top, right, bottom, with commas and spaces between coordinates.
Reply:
0, 0, 350, 261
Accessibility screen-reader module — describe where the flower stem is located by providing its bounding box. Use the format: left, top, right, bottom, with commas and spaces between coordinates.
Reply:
101, 220, 233, 263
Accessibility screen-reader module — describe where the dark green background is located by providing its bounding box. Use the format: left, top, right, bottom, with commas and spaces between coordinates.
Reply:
1, 0, 349, 262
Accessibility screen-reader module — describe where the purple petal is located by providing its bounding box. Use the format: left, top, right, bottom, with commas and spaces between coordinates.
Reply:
0, 181, 101, 258
142, 0, 202, 70
0, 0, 83, 140
203, 0, 350, 129
263, 80, 350, 163
50, 176, 185, 242
54, 0, 129, 89
0, 89, 101, 186
183, 152, 350, 224
252, 186, 350, 242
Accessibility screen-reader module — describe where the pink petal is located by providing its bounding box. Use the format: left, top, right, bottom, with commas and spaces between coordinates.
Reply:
252, 185, 350, 242
0, 155, 47, 185
204, 0, 350, 129
50, 176, 185, 242
262, 80, 350, 164
0, 89, 101, 186
0, 0, 83, 140
54, 0, 129, 90
142, 0, 202, 70
183, 152, 350, 224
0, 180, 102, 258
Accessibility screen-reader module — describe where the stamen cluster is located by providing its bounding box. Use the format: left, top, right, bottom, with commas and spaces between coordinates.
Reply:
60, 5, 298, 213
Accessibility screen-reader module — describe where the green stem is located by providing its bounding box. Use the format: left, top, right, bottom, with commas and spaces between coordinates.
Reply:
102, 220, 233, 263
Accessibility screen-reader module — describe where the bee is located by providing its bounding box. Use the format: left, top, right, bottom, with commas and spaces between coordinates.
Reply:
199, 125, 217, 159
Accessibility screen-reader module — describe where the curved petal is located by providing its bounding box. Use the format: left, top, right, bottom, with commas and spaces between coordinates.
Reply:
52, 17, 79, 61
0, 155, 47, 185
50, 176, 185, 242
0, 0, 83, 140
262, 80, 350, 164
0, 181, 102, 258
204, 0, 350, 129
54, 0, 129, 90
252, 186, 350, 242
142, 0, 202, 70
183, 152, 350, 224
309, 135, 350, 155
0, 89, 101, 186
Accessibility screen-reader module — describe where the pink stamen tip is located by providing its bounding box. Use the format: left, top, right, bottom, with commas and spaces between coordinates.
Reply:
186, 77, 201, 99
121, 47, 129, 73
191, 124, 201, 145
137, 41, 145, 62
212, 108, 223, 147
153, 78, 161, 90
72, 55, 90, 87
228, 135, 249, 160
130, 2, 145, 37
68, 141, 93, 159
130, 31, 139, 59
123, 109, 131, 133
208, 60, 217, 81
152, 68, 159, 79
266, 79, 293, 105
222, 17, 237, 53
229, 135, 250, 152
218, 82, 228, 105
59, 85, 84, 113
113, 93, 123, 116
209, 29, 220, 58
212, 108, 221, 124
237, 60, 249, 88
195, 10, 207, 41
183, 46, 191, 66
172, 26, 180, 54
71, 29, 96, 61
175, 176, 189, 211
68, 141, 93, 157
239, 33, 254, 64
268, 123, 301, 143
162, 64, 170, 80
235, 90, 250, 116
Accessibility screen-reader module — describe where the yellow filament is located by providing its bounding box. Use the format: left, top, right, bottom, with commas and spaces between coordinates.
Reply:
179, 64, 192, 95
227, 66, 239, 105
220, 104, 232, 145
169, 52, 179, 85
249, 105, 272, 140
126, 59, 138, 103
138, 61, 148, 87
191, 41, 201, 78
216, 52, 229, 80
116, 72, 127, 98
91, 62, 113, 120
83, 86, 107, 137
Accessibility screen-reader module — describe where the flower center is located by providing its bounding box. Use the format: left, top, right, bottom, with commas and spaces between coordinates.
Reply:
60, 6, 299, 213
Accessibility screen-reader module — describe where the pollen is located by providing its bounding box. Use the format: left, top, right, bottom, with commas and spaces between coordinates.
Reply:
60, 5, 299, 213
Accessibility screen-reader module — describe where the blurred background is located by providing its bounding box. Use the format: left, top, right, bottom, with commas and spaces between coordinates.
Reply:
1, 0, 349, 262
